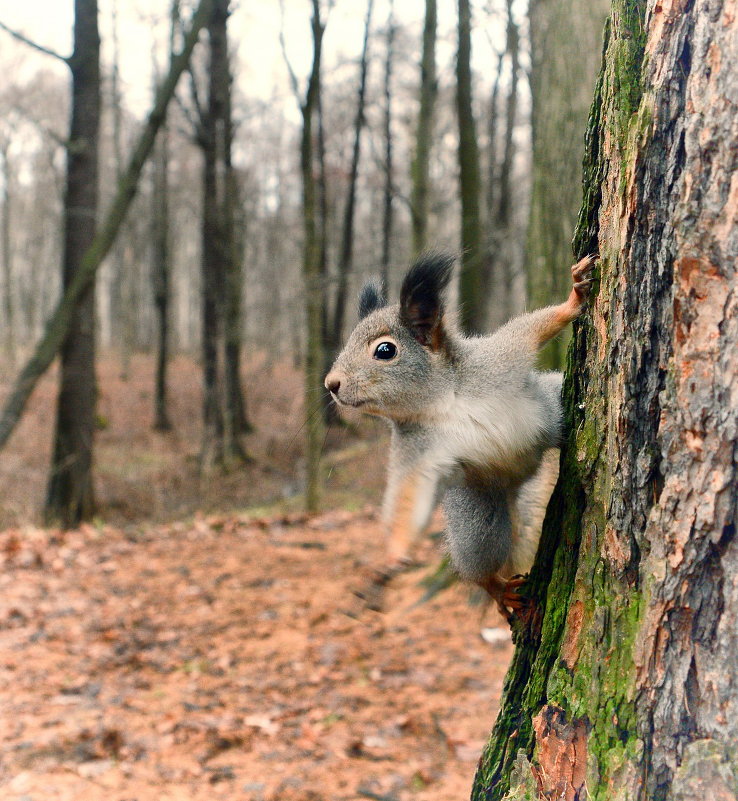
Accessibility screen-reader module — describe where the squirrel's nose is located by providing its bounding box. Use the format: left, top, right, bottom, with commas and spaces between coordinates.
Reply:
325, 374, 341, 394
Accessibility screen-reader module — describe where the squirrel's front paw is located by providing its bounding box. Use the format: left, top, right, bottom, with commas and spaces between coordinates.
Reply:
571, 253, 598, 302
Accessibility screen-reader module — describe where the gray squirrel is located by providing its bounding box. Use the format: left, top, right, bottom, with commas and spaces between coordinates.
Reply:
324, 251, 595, 618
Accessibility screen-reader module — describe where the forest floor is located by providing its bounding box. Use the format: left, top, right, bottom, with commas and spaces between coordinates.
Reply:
0, 353, 513, 801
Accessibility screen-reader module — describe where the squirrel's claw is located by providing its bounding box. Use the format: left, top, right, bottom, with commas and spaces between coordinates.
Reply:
487, 574, 532, 626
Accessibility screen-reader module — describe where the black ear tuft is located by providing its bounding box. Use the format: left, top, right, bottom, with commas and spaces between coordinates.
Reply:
358, 278, 388, 319
399, 251, 454, 347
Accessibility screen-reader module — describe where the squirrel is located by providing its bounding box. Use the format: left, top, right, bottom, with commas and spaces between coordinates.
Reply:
324, 251, 596, 620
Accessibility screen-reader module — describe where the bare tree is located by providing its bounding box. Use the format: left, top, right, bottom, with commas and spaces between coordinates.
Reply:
192, 0, 248, 470
151, 1, 181, 432
0, 0, 214, 454
410, 0, 437, 256
0, 138, 14, 364
526, 0, 608, 367
109, 0, 134, 379
282, 0, 328, 512
455, 0, 485, 334
490, 0, 520, 322
328, 0, 374, 352
471, 2, 738, 797
45, 0, 101, 526
380, 0, 396, 290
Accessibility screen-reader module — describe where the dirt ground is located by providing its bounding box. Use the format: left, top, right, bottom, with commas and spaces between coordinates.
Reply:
0, 354, 513, 801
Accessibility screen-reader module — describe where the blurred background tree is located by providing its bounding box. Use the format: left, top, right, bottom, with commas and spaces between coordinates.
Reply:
0, 0, 608, 521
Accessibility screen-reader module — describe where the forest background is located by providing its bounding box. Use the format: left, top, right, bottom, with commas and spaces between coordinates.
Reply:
0, 0, 612, 799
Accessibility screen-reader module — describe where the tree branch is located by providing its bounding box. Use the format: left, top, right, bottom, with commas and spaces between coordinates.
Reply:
0, 20, 70, 64
278, 0, 302, 103
0, 0, 214, 450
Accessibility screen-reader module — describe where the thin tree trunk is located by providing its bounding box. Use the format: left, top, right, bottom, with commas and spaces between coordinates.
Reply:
471, 1, 738, 798
484, 51, 506, 332
199, 5, 225, 472
455, 0, 485, 334
484, 51, 504, 231
224, 167, 250, 445
494, 0, 519, 321
301, 0, 326, 513
151, 1, 178, 433
151, 127, 172, 431
0, 143, 14, 364
410, 0, 437, 256
526, 0, 608, 368
330, 0, 374, 348
380, 0, 395, 291
316, 64, 338, 427
110, 0, 133, 380
199, 0, 247, 469
218, 4, 249, 455
0, 0, 213, 452
45, 0, 101, 527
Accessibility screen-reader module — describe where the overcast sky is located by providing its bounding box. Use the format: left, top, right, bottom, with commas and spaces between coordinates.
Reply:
0, 0, 513, 116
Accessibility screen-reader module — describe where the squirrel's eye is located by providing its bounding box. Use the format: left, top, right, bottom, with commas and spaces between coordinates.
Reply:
373, 341, 397, 360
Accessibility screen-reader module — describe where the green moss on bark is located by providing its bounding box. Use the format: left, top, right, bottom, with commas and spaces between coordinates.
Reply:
471, 2, 651, 798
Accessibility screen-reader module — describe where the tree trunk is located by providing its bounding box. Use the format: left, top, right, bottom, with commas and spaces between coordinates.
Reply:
301, 0, 326, 513
0, 0, 213, 453
484, 51, 505, 331
525, 0, 608, 368
380, 0, 395, 291
224, 164, 250, 444
150, 1, 178, 433
45, 0, 101, 527
329, 0, 374, 350
410, 0, 437, 256
199, 0, 247, 470
493, 0, 519, 322
471, 2, 738, 799
455, 0, 485, 335
151, 124, 172, 431
110, 0, 134, 380
0, 142, 14, 364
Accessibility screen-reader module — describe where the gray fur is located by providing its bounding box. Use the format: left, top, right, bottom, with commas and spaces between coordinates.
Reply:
325, 251, 593, 593
442, 486, 512, 584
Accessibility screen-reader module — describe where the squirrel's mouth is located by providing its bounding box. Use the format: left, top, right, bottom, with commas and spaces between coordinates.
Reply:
334, 397, 368, 408
331, 394, 374, 410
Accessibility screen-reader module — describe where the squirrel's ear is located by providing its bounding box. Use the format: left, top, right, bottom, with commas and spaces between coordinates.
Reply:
358, 278, 387, 319
399, 252, 454, 348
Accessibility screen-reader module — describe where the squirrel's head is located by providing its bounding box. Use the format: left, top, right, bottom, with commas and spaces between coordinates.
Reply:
325, 252, 455, 421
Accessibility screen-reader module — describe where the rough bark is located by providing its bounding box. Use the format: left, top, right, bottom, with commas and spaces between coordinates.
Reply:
455, 0, 485, 335
526, 0, 608, 368
410, 0, 437, 256
471, 1, 738, 799
45, 0, 101, 527
0, 0, 213, 452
